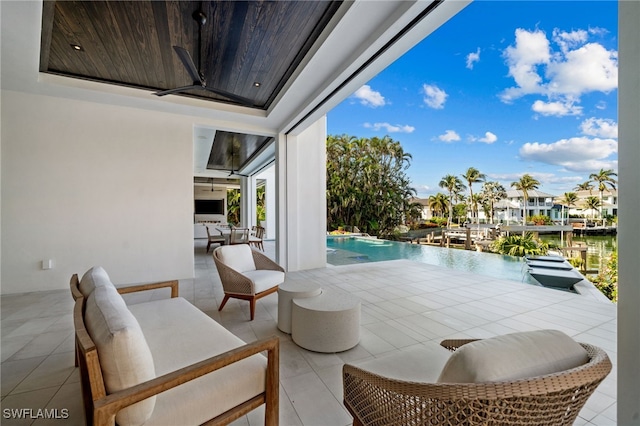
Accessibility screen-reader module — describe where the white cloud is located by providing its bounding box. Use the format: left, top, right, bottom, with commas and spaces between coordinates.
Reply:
500, 27, 618, 115
580, 117, 618, 138
469, 131, 498, 144
466, 48, 481, 69
519, 137, 617, 172
363, 122, 415, 133
546, 43, 618, 96
422, 84, 447, 109
532, 100, 582, 116
489, 172, 582, 187
438, 130, 461, 142
552, 29, 588, 53
501, 29, 551, 101
353, 85, 386, 107
478, 131, 497, 144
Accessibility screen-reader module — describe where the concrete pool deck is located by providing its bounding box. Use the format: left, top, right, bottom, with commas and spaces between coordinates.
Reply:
0, 239, 617, 425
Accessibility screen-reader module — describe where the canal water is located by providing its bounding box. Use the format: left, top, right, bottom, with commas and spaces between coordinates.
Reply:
539, 234, 617, 273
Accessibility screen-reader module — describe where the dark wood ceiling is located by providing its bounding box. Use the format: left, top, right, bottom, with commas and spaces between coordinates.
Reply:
40, 1, 342, 109
208, 131, 272, 172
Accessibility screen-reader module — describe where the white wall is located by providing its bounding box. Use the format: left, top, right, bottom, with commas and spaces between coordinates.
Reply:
277, 117, 327, 271
617, 1, 640, 423
1, 90, 195, 293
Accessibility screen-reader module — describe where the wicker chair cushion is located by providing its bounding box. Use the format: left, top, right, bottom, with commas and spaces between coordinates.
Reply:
242, 270, 285, 293
85, 285, 156, 426
216, 244, 256, 273
79, 266, 113, 297
437, 329, 589, 383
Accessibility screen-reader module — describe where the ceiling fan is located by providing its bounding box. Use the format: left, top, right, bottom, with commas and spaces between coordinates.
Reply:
153, 10, 255, 107
228, 139, 249, 177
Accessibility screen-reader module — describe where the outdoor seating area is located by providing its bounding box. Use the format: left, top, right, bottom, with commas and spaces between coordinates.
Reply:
70, 267, 279, 425
0, 239, 617, 425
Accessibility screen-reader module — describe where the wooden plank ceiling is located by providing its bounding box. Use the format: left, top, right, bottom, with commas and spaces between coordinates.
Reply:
40, 1, 342, 109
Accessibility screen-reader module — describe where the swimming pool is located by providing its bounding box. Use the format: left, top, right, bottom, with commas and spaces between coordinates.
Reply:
327, 236, 537, 284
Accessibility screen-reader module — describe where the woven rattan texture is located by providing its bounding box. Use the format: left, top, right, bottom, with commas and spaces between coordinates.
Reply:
213, 246, 284, 295
343, 341, 611, 426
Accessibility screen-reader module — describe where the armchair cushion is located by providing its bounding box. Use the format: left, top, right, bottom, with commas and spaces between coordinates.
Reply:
216, 244, 256, 273
79, 266, 113, 297
243, 270, 286, 293
128, 297, 268, 424
437, 329, 589, 383
85, 285, 156, 426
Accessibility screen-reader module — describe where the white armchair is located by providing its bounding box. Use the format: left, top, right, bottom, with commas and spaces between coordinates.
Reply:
213, 244, 284, 320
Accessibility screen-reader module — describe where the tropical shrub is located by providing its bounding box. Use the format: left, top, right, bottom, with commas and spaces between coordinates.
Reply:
490, 232, 550, 257
567, 257, 584, 269
429, 217, 448, 227
529, 214, 553, 225
589, 251, 618, 302
227, 188, 241, 225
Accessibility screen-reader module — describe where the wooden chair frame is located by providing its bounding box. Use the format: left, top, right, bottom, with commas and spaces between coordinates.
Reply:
71, 276, 279, 426
212, 246, 284, 320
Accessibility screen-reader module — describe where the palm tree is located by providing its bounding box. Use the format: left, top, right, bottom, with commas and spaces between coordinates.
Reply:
584, 196, 602, 220
574, 181, 594, 193
428, 193, 449, 218
560, 192, 579, 225
510, 174, 540, 224
461, 167, 486, 224
480, 181, 507, 224
439, 174, 466, 228
589, 168, 618, 223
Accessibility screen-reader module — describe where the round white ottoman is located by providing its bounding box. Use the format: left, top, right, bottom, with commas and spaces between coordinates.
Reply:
291, 291, 361, 353
277, 282, 322, 334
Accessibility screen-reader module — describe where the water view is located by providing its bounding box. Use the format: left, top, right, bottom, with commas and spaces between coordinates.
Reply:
327, 236, 538, 285
539, 234, 617, 273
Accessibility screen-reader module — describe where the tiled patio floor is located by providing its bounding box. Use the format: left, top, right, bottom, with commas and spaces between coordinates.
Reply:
1, 239, 617, 425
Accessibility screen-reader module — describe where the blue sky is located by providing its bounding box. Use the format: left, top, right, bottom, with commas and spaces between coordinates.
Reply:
327, 1, 618, 198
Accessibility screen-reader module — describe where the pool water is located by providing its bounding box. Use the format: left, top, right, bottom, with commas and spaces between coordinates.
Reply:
327, 236, 537, 285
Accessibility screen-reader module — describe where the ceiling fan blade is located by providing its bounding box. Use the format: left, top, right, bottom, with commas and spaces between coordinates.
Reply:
153, 85, 201, 96
173, 46, 203, 84
202, 86, 255, 107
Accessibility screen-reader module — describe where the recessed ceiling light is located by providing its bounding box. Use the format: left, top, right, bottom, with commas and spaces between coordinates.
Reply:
253, 82, 261, 87
70, 43, 84, 51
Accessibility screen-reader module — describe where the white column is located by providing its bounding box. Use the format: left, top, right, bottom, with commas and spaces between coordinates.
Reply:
276, 116, 327, 271
618, 1, 640, 423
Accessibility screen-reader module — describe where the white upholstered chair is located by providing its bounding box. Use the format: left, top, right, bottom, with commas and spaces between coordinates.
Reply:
213, 244, 284, 320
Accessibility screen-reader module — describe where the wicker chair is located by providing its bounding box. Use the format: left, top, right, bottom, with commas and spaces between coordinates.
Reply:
343, 338, 612, 426
213, 244, 284, 320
